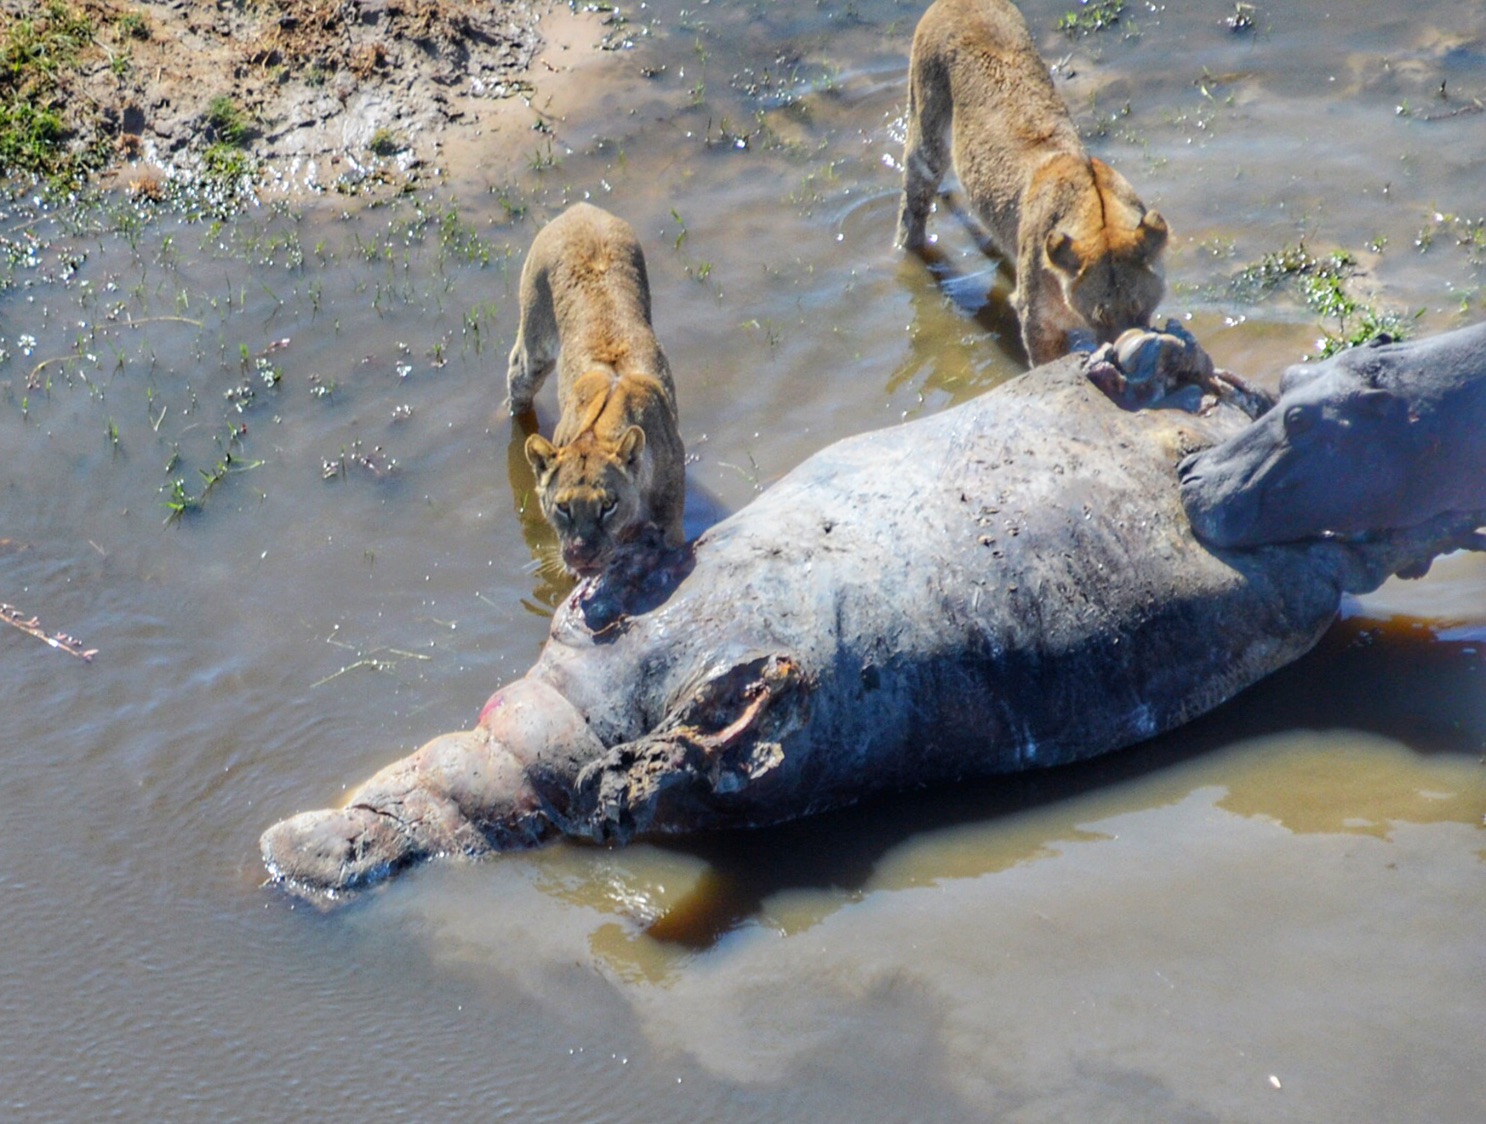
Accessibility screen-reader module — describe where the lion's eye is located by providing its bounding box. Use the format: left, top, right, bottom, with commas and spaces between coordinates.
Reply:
554, 502, 572, 524
599, 498, 618, 521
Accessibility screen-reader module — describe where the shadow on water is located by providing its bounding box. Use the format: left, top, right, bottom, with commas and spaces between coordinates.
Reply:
886, 228, 1027, 402
645, 614, 1486, 949
504, 406, 574, 612
891, 186, 1034, 374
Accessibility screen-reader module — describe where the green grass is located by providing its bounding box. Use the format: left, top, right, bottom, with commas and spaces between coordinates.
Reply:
206, 96, 252, 147
1057, 1, 1127, 36
117, 12, 151, 41
368, 127, 404, 157
199, 141, 257, 207
0, 2, 102, 185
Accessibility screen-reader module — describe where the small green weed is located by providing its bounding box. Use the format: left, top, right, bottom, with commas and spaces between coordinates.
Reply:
1231, 241, 1419, 358
1415, 211, 1486, 266
1058, 0, 1126, 36
117, 11, 151, 41
199, 141, 257, 207
205, 95, 252, 146
368, 127, 404, 157
163, 475, 200, 520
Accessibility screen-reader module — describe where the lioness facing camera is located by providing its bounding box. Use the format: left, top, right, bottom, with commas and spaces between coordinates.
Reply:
507, 203, 686, 577
896, 0, 1168, 364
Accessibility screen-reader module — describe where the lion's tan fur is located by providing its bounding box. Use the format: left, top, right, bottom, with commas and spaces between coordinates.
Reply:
507, 203, 685, 576
896, 0, 1168, 364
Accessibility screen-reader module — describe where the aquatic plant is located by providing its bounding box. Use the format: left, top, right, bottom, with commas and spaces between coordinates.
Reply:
1225, 3, 1258, 33
1057, 0, 1127, 37
1415, 211, 1486, 266
1231, 241, 1420, 359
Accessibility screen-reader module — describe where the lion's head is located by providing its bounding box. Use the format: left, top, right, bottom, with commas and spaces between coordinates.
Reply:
1046, 206, 1168, 347
525, 425, 649, 577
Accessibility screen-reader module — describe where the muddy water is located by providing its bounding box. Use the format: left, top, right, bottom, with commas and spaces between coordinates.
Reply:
2, 0, 1484, 1119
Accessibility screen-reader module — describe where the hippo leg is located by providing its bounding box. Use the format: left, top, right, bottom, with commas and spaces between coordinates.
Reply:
261, 678, 602, 899
259, 728, 552, 897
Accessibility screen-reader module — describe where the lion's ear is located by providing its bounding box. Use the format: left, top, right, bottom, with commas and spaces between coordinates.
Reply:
1139, 210, 1168, 257
616, 425, 646, 466
525, 434, 557, 477
1045, 230, 1080, 276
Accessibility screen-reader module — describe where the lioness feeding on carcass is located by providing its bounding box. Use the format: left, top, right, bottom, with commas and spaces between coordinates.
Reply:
896, 0, 1168, 364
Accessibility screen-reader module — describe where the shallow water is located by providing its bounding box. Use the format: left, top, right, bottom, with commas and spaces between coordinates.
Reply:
2, 0, 1484, 1120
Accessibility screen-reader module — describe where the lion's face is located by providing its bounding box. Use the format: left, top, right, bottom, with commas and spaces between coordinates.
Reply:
526, 426, 647, 577
1049, 209, 1168, 346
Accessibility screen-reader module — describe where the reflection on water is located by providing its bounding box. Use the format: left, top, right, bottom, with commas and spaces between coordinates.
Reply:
503, 406, 575, 611
3, 0, 1486, 1119
1215, 732, 1483, 839
527, 657, 1485, 970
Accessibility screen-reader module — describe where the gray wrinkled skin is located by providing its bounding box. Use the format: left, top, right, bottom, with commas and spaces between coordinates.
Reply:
1180, 322, 1486, 548
260, 350, 1473, 903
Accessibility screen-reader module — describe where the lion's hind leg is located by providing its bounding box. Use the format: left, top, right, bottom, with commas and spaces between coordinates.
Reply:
506, 266, 560, 416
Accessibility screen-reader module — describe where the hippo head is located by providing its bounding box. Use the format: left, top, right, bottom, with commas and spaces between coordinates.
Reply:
1179, 353, 1416, 548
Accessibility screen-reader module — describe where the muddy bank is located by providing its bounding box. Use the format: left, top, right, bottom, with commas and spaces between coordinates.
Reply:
2, 0, 625, 196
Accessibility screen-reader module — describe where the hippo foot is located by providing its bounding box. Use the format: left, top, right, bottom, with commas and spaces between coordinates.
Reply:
260, 805, 422, 901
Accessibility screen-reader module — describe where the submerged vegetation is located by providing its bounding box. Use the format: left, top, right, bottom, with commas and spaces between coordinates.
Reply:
1057, 0, 1128, 37
0, 188, 521, 525
1231, 241, 1421, 359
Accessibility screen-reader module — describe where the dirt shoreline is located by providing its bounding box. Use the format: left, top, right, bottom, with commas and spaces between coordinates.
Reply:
4, 0, 626, 199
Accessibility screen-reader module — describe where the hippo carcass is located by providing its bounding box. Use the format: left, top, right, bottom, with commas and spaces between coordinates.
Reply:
1181, 322, 1486, 550
260, 337, 1481, 899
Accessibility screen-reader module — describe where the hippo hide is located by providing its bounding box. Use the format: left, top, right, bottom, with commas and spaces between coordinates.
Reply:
261, 353, 1469, 900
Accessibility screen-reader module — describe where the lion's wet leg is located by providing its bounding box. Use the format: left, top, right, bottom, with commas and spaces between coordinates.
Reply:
896, 64, 952, 250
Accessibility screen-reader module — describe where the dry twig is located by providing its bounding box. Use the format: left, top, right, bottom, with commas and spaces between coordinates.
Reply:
1, 603, 97, 661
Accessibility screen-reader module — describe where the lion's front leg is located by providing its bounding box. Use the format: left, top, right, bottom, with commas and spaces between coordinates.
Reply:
895, 65, 952, 251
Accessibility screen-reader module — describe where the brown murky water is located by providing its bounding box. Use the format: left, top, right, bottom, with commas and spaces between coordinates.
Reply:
2, 1, 1484, 1120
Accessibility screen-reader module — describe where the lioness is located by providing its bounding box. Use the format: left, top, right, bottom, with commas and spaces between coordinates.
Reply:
507, 202, 686, 577
896, 0, 1168, 365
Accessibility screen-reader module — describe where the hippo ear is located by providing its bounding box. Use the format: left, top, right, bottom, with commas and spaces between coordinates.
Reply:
616, 425, 646, 466
1279, 362, 1323, 394
1045, 231, 1081, 276
1139, 211, 1168, 257
525, 434, 557, 478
